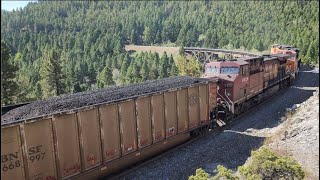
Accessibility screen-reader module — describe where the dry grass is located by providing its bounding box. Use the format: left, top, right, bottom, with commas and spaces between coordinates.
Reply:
125, 44, 180, 57
271, 145, 291, 157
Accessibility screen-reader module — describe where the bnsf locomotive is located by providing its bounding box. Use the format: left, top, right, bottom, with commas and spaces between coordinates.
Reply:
203, 44, 300, 124
1, 44, 299, 180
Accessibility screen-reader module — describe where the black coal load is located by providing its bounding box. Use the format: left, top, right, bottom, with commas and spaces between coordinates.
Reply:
1, 76, 211, 125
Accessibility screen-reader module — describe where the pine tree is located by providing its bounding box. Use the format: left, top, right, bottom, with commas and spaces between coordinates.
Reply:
106, 54, 112, 68
34, 82, 43, 99
155, 31, 161, 44
130, 29, 138, 44
39, 48, 65, 99
131, 61, 141, 83
141, 59, 149, 81
169, 55, 179, 76
1, 41, 19, 105
111, 55, 118, 69
142, 26, 152, 45
149, 62, 158, 80
126, 61, 134, 83
120, 55, 130, 84
158, 52, 169, 78
113, 39, 123, 55
149, 52, 160, 79
97, 66, 115, 88
168, 54, 174, 72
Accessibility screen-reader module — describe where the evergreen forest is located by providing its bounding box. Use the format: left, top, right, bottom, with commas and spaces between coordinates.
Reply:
1, 1, 319, 105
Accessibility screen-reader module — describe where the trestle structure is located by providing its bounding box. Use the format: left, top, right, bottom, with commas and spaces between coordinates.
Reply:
184, 47, 261, 64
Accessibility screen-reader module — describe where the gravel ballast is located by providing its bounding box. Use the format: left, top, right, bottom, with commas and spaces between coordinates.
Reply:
1, 76, 212, 125
113, 65, 319, 180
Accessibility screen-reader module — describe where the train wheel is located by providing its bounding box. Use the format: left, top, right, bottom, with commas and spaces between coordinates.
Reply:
201, 125, 209, 135
191, 129, 200, 137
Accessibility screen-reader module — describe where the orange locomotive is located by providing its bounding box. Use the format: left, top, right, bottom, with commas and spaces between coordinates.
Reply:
271, 44, 301, 77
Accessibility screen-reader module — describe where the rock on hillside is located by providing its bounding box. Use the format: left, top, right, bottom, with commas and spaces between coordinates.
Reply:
267, 87, 319, 180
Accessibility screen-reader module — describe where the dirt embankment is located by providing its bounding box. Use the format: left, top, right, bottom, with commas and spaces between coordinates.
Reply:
266, 87, 319, 179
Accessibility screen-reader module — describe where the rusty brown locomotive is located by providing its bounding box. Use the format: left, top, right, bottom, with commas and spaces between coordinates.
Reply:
203, 44, 300, 123
1, 44, 299, 180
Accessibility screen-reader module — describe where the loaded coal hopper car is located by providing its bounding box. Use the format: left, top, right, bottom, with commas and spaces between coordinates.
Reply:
1, 76, 217, 180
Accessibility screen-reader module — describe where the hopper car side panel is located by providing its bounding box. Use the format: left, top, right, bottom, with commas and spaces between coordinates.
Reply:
199, 84, 209, 123
77, 109, 102, 171
52, 113, 81, 179
164, 92, 178, 138
136, 97, 153, 149
1, 126, 25, 180
151, 94, 166, 143
99, 104, 121, 162
188, 87, 200, 128
22, 119, 57, 180
118, 101, 138, 155
177, 89, 189, 133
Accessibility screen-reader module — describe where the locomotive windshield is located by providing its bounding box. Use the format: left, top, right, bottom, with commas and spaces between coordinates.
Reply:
206, 66, 219, 73
220, 67, 239, 74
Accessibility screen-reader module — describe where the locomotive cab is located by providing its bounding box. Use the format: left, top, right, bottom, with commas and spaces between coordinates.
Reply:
203, 60, 250, 121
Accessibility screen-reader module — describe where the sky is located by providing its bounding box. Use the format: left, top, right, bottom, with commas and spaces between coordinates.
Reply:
1, 1, 37, 11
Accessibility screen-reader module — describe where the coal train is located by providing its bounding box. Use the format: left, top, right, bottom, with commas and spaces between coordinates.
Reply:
1, 44, 300, 180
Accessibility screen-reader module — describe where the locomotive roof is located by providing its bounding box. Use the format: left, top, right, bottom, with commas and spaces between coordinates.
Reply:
234, 60, 249, 65
264, 57, 278, 61
262, 54, 278, 61
2, 76, 216, 126
206, 60, 248, 66
271, 53, 292, 58
237, 56, 263, 61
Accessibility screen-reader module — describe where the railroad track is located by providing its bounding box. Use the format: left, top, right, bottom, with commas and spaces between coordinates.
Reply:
106, 83, 289, 180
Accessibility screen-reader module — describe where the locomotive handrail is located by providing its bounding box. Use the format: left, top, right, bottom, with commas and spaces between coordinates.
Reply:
224, 89, 234, 113
216, 89, 231, 112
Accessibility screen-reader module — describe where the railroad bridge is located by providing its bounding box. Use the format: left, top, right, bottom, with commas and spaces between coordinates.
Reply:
184, 47, 261, 64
